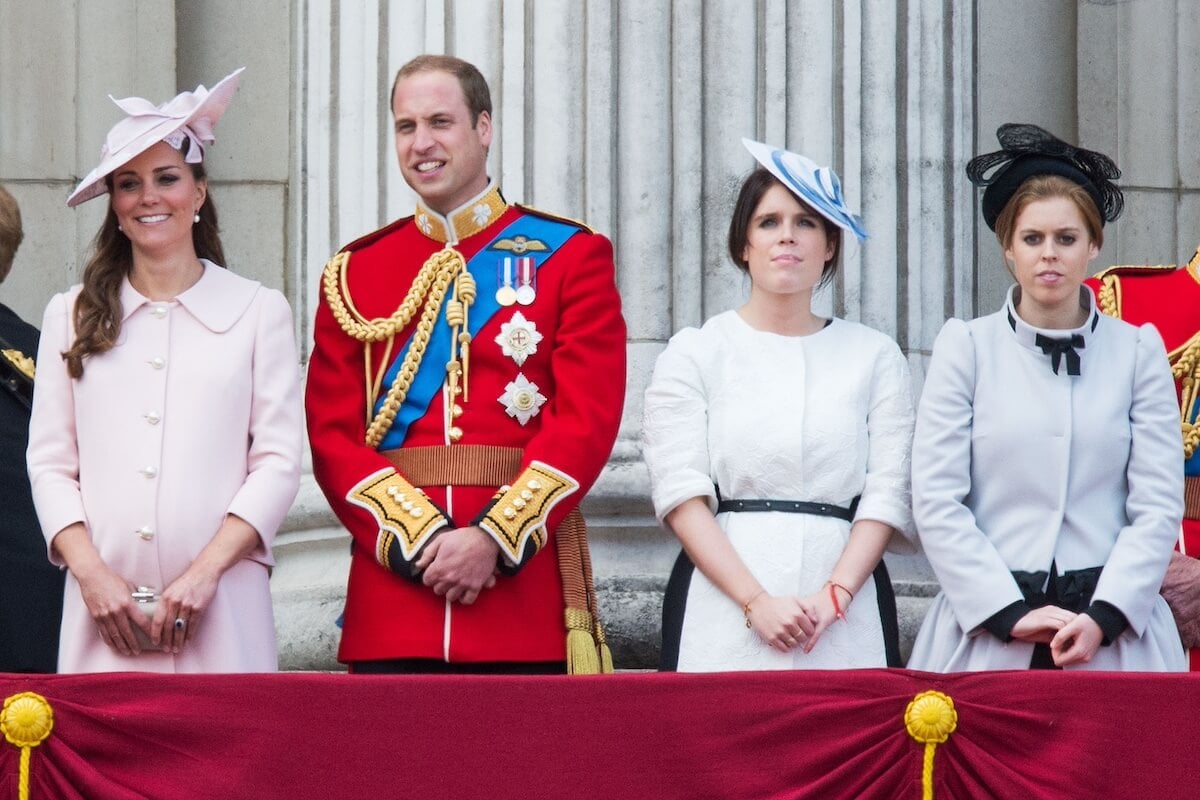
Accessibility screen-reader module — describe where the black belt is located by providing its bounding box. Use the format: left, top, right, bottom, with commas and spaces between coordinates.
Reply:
715, 496, 859, 522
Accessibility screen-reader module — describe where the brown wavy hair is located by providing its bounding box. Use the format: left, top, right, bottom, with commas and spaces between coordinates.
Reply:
63, 143, 226, 378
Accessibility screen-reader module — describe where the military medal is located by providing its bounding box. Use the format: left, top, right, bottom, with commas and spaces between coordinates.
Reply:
495, 311, 543, 366
496, 257, 518, 306
498, 372, 547, 425
515, 256, 537, 305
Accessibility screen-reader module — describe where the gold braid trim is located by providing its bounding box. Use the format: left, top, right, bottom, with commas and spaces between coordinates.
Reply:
1174, 333, 1200, 459
1096, 274, 1120, 318
331, 247, 465, 449
362, 250, 460, 448
346, 468, 448, 563
478, 462, 580, 564
0, 349, 34, 380
322, 247, 457, 343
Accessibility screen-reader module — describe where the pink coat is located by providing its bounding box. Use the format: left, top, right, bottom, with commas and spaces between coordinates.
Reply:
28, 262, 302, 673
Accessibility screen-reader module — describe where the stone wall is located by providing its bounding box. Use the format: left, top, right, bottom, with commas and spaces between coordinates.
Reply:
3, 2, 1198, 670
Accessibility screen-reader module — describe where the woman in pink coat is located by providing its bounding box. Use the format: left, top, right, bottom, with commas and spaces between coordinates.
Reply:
27, 69, 302, 673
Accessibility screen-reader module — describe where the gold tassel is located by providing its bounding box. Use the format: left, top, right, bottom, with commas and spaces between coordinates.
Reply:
565, 608, 600, 675
596, 622, 614, 674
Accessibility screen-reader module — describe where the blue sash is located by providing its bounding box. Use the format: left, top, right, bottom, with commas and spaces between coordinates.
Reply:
374, 214, 580, 450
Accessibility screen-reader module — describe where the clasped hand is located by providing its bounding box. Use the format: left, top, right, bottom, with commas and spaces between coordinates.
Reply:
1011, 605, 1103, 667
746, 593, 824, 654
417, 526, 500, 605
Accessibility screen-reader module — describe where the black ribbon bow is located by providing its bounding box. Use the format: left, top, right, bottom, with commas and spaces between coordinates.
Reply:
1034, 333, 1085, 376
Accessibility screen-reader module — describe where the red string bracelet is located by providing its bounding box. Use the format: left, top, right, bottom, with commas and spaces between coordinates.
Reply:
827, 581, 853, 622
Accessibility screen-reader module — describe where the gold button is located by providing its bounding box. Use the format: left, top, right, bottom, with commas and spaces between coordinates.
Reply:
451, 404, 464, 419
527, 479, 542, 491
449, 426, 463, 442
513, 498, 526, 510
520, 490, 533, 501
503, 507, 517, 519
401, 500, 414, 511
409, 507, 424, 518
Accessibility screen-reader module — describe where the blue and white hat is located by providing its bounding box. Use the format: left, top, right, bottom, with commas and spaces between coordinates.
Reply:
742, 138, 868, 242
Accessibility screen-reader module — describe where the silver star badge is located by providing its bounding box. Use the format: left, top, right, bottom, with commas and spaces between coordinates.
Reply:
498, 373, 547, 425
494, 311, 543, 366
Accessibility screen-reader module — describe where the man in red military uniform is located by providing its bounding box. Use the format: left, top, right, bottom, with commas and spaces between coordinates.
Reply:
1087, 247, 1200, 669
306, 54, 625, 673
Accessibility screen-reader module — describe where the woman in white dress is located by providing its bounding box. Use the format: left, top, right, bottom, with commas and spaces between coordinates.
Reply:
643, 139, 916, 672
908, 124, 1186, 672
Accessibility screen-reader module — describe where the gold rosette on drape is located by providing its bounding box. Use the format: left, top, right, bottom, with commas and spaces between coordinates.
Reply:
905, 690, 957, 800
2, 692, 54, 800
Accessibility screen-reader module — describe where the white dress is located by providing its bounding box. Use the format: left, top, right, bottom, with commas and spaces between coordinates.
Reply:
908, 287, 1186, 672
643, 310, 915, 672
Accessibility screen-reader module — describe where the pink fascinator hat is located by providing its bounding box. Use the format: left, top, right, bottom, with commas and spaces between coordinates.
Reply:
67, 67, 245, 208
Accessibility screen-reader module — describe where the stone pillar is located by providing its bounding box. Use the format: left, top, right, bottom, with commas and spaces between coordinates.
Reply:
1079, 0, 1200, 267
0, 1, 175, 320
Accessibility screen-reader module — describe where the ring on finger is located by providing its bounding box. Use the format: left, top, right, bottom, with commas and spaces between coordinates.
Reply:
174, 617, 187, 631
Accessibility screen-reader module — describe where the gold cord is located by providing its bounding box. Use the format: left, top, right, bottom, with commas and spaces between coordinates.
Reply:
358, 248, 466, 447
323, 248, 448, 342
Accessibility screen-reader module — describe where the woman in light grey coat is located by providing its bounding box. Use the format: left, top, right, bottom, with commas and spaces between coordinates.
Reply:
908, 124, 1186, 672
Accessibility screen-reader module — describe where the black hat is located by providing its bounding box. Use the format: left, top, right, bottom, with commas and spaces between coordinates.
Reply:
966, 123, 1123, 231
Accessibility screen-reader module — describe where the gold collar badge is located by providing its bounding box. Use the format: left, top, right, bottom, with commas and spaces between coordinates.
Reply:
413, 184, 508, 244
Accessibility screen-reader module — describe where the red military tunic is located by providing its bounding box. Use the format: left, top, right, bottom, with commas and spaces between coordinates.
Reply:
1086, 247, 1200, 668
306, 183, 626, 664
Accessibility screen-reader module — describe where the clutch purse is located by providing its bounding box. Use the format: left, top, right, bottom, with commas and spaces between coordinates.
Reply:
131, 586, 159, 650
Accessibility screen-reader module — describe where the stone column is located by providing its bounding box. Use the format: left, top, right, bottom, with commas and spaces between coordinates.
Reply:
1079, 0, 1200, 266
0, 1, 175, 320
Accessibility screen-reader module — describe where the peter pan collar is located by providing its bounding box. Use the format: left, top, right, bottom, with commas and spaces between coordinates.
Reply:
1005, 285, 1100, 376
120, 259, 261, 332
412, 181, 508, 244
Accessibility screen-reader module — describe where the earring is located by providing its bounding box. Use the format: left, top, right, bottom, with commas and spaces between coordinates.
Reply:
193, 213, 201, 224
117, 224, 123, 232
